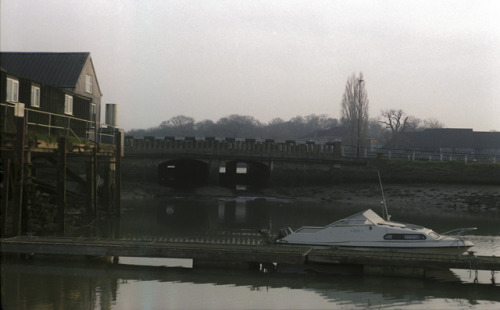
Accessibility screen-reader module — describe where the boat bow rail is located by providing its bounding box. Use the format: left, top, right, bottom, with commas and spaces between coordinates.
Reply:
442, 227, 478, 236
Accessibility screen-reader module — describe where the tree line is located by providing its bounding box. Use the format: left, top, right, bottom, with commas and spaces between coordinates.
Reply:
126, 114, 341, 141
126, 72, 444, 145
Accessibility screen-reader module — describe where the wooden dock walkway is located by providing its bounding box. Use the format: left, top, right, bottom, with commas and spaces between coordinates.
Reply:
2, 236, 499, 275
0, 236, 309, 265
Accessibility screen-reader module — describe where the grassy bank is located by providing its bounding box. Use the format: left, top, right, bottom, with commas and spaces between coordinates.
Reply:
372, 159, 500, 185
268, 159, 500, 187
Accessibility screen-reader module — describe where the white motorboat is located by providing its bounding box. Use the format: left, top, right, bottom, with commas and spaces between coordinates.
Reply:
276, 209, 475, 255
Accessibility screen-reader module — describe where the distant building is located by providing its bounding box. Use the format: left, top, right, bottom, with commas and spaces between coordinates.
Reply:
384, 128, 500, 159
0, 52, 102, 123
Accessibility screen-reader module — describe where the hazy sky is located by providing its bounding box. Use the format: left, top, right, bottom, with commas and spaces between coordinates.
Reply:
1, 0, 499, 131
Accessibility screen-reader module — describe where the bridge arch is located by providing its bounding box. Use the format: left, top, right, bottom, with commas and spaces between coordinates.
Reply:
158, 159, 209, 188
219, 160, 270, 189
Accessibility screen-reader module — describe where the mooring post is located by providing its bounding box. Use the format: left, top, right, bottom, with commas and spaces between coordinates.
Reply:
57, 137, 67, 233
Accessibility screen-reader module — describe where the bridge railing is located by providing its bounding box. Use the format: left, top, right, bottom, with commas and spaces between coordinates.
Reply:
124, 136, 498, 164
124, 137, 342, 161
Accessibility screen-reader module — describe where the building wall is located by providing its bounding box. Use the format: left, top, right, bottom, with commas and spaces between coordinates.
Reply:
74, 56, 102, 123
1, 69, 93, 139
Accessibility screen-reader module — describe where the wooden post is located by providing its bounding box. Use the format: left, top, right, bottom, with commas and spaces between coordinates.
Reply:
93, 144, 98, 217
21, 150, 32, 232
103, 156, 111, 214
57, 137, 67, 233
13, 115, 25, 236
1, 158, 12, 236
85, 159, 94, 219
115, 130, 122, 216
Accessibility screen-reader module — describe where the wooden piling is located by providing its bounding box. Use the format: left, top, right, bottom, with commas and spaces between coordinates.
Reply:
1, 158, 12, 236
56, 137, 67, 233
13, 116, 25, 236
114, 130, 122, 216
93, 143, 98, 217
103, 156, 111, 214
85, 159, 94, 219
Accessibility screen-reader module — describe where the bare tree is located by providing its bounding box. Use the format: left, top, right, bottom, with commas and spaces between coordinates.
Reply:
379, 109, 420, 146
341, 72, 369, 156
422, 118, 445, 129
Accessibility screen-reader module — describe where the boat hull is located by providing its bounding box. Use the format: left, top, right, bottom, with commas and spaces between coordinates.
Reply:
277, 241, 473, 255
335, 245, 472, 255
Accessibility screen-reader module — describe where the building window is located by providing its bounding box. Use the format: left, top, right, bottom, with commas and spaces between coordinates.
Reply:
85, 75, 93, 94
64, 94, 73, 115
6, 77, 19, 102
31, 85, 41, 108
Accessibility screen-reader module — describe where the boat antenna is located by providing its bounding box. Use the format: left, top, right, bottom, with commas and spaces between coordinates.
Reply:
377, 170, 390, 221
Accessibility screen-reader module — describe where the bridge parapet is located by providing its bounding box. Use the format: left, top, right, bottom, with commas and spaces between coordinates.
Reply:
124, 137, 342, 161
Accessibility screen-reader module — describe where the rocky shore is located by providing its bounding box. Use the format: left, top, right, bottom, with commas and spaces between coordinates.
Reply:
121, 181, 500, 213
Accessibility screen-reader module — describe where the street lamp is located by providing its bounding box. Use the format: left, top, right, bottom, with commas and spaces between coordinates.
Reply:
357, 79, 364, 158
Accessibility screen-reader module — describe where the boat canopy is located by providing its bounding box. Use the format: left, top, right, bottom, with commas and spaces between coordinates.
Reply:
328, 209, 386, 227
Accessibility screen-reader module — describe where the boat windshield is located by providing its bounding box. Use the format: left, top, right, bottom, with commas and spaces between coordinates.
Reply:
330, 209, 386, 226
429, 231, 440, 239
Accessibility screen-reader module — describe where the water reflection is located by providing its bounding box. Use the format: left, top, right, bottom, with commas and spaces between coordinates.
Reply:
3, 194, 500, 309
2, 258, 499, 310
100, 197, 500, 242
2, 260, 118, 309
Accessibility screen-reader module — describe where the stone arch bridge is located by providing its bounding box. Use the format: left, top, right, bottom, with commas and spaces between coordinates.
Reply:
123, 137, 356, 188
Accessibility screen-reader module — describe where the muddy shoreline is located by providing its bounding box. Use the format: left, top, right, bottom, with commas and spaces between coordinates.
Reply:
121, 182, 500, 213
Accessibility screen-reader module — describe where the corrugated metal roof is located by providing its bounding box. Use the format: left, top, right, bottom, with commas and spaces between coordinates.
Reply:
0, 52, 89, 88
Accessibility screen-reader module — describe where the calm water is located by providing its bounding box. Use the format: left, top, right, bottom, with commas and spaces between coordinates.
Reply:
2, 190, 500, 309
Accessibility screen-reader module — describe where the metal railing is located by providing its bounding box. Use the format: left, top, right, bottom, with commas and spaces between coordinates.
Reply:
341, 145, 498, 164
1, 102, 117, 145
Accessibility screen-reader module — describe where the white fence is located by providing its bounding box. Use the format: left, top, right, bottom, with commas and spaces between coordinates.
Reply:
341, 145, 497, 163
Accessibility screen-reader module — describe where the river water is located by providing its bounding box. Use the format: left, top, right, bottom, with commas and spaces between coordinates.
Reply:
2, 190, 500, 309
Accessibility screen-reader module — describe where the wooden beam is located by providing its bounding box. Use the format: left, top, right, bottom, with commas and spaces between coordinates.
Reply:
44, 156, 87, 187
